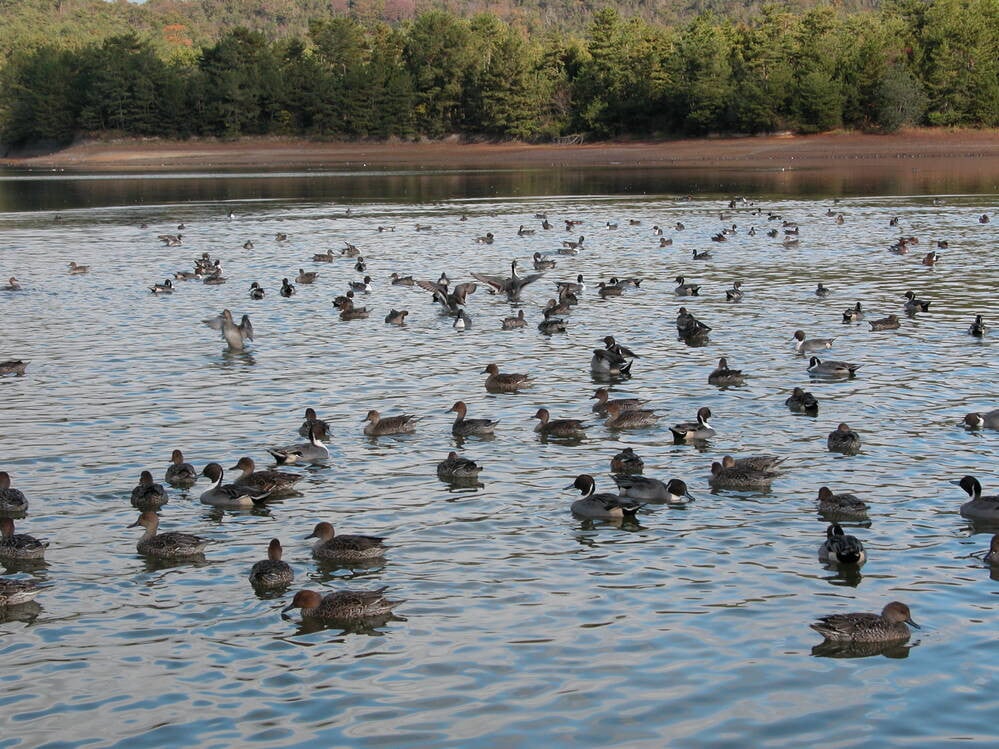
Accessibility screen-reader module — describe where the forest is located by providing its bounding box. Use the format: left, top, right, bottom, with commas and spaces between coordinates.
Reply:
0, 0, 995, 148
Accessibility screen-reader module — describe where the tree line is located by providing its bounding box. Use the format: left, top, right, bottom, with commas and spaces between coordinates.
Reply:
1, 1, 996, 148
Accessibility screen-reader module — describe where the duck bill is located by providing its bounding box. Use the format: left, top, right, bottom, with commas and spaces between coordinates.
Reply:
906, 618, 920, 630
280, 602, 297, 614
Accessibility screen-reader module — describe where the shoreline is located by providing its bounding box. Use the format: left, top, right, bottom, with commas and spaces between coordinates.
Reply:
3, 130, 999, 172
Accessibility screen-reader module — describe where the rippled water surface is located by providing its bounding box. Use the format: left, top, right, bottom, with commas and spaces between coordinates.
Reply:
1, 171, 997, 747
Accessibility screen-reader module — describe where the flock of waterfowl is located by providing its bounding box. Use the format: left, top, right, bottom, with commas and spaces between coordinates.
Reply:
1, 199, 996, 653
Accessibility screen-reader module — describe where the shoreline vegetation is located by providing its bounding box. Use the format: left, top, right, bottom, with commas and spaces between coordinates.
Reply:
3, 130, 999, 173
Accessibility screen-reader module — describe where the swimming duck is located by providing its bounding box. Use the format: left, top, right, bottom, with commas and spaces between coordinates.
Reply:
807, 357, 860, 378
785, 387, 819, 414
725, 281, 744, 302
483, 363, 530, 393
297, 408, 330, 440
567, 475, 643, 520
67, 261, 89, 274
0, 577, 39, 607
842, 302, 863, 323
0, 472, 28, 516
591, 348, 632, 378
676, 307, 711, 339
0, 518, 46, 560
670, 407, 715, 442
296, 268, 318, 285
819, 523, 866, 566
969, 314, 987, 337
709, 459, 777, 491
243, 240, 254, 249
533, 408, 586, 439
280, 278, 296, 297
590, 388, 645, 414
674, 276, 700, 296
604, 402, 660, 429
385, 309, 409, 325
349, 276, 373, 293
555, 275, 585, 294
130, 471, 168, 510
962, 410, 999, 430
518, 225, 536, 236
267, 424, 330, 465
501, 310, 527, 330
692, 248, 712, 260
0, 360, 28, 376
312, 249, 335, 262
984, 534, 999, 565
306, 521, 386, 562
129, 511, 207, 559
726, 455, 785, 473
868, 314, 900, 331
612, 475, 694, 505
903, 290, 931, 314
811, 602, 918, 643
334, 296, 369, 321
199, 463, 274, 508
792, 330, 835, 354
562, 235, 585, 250
389, 272, 415, 286
249, 538, 294, 588
475, 232, 495, 244
363, 410, 417, 437
275, 232, 288, 242
472, 260, 545, 300
532, 252, 556, 271
342, 242, 361, 257
597, 282, 623, 298
2, 277, 21, 291
979, 214, 990, 224
449, 401, 498, 437
827, 423, 861, 454
921, 251, 940, 266
659, 237, 673, 247
437, 451, 483, 481
164, 449, 198, 489
149, 279, 173, 294
610, 447, 644, 474
708, 357, 745, 387
281, 587, 402, 621
815, 283, 830, 297
249, 281, 265, 300
229, 457, 302, 496
955, 476, 999, 522
538, 317, 567, 335
816, 487, 870, 520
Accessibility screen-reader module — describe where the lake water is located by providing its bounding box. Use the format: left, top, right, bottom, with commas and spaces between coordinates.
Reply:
0, 165, 997, 747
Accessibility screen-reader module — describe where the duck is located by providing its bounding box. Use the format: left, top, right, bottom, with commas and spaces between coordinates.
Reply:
67, 261, 90, 274
842, 302, 864, 323
228, 457, 302, 496
297, 407, 330, 440
674, 275, 700, 296
129, 511, 208, 559
811, 602, 918, 642
2, 277, 22, 291
280, 278, 296, 297
591, 348, 632, 378
955, 476, 999, 522
815, 283, 830, 297
538, 317, 567, 335
903, 290, 931, 313
590, 388, 645, 414
0, 360, 28, 377
242, 240, 254, 249
921, 251, 940, 266
727, 455, 785, 473
869, 314, 901, 331
659, 237, 673, 247
816, 486, 870, 520
349, 276, 373, 293
475, 232, 495, 244
449, 401, 498, 437
792, 330, 835, 354
389, 272, 415, 286
827, 423, 862, 454
0, 518, 46, 560
501, 310, 527, 330
610, 447, 644, 474
566, 475, 643, 520
306, 521, 386, 562
312, 249, 335, 262
248, 281, 265, 300
819, 523, 866, 566
342, 242, 361, 257
437, 451, 483, 481
562, 235, 585, 250
532, 252, 556, 271
483, 363, 530, 393
149, 279, 173, 294
969, 314, 987, 337
363, 410, 417, 437
164, 449, 198, 488
533, 408, 586, 439
385, 309, 409, 325
281, 587, 403, 621
962, 410, 999, 430
293, 268, 316, 285
203, 309, 253, 351
0, 472, 28, 516
612, 475, 694, 505
985, 535, 999, 565
670, 407, 715, 442
555, 275, 585, 294
979, 213, 990, 224
335, 296, 369, 321
596, 281, 622, 298
604, 402, 660, 429
130, 471, 169, 510
676, 307, 711, 339
0, 577, 40, 607
807, 356, 860, 378
708, 357, 745, 386
709, 457, 778, 491
199, 463, 275, 508
725, 281, 744, 302
267, 424, 331, 465
692, 248, 712, 260
785, 387, 819, 414
249, 538, 294, 588
472, 260, 545, 300
518, 224, 536, 236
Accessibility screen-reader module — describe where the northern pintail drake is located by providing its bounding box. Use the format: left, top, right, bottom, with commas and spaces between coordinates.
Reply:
0, 360, 28, 376
483, 363, 530, 393
312, 249, 335, 262
674, 276, 700, 296
306, 521, 386, 561
985, 534, 999, 565
955, 476, 999, 522
670, 407, 715, 442
249, 281, 265, 299
842, 302, 863, 323
538, 317, 567, 334
968, 314, 987, 337
472, 260, 545, 300
807, 357, 860, 378
437, 451, 482, 481
591, 388, 645, 414
296, 268, 318, 284
0, 577, 39, 607
149, 279, 173, 294
131, 471, 168, 510
676, 307, 711, 339
815, 283, 830, 297
827, 423, 861, 454
363, 410, 417, 436
567, 474, 642, 520
562, 235, 585, 250
962, 409, 999, 429
297, 407, 330, 440
164, 449, 198, 488
68, 261, 89, 274
501, 310, 527, 330
0, 472, 28, 516
819, 523, 866, 566
449, 401, 498, 437
130, 511, 207, 558
453, 310, 472, 330
532, 252, 556, 271
280, 278, 296, 297
786, 387, 819, 414
816, 487, 870, 520
811, 601, 918, 642
533, 408, 586, 439
725, 281, 744, 301
281, 587, 402, 621
385, 309, 409, 325
0, 518, 46, 560
349, 276, 373, 293
613, 475, 694, 504
921, 251, 940, 266
604, 402, 660, 429
249, 538, 294, 588
709, 459, 777, 490
229, 457, 302, 496
792, 330, 835, 354
610, 447, 644, 474
475, 232, 495, 244
869, 314, 900, 331
268, 424, 330, 465
709, 357, 745, 387
518, 224, 536, 236
591, 348, 632, 378
903, 290, 931, 314
555, 275, 585, 294
342, 242, 361, 257
199, 463, 275, 507
2, 277, 21, 291
243, 240, 253, 249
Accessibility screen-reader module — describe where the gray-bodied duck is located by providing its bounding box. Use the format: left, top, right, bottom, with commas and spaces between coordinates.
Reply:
613, 475, 694, 505
811, 601, 918, 643
792, 330, 835, 354
129, 511, 208, 559
501, 309, 527, 330
306, 521, 386, 562
903, 290, 931, 314
199, 463, 275, 508
268, 424, 330, 465
807, 356, 860, 378
567, 474, 643, 520
297, 407, 330, 440
955, 476, 999, 523
670, 406, 715, 442
962, 409, 999, 430
249, 538, 294, 589
819, 523, 867, 566
709, 458, 777, 491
